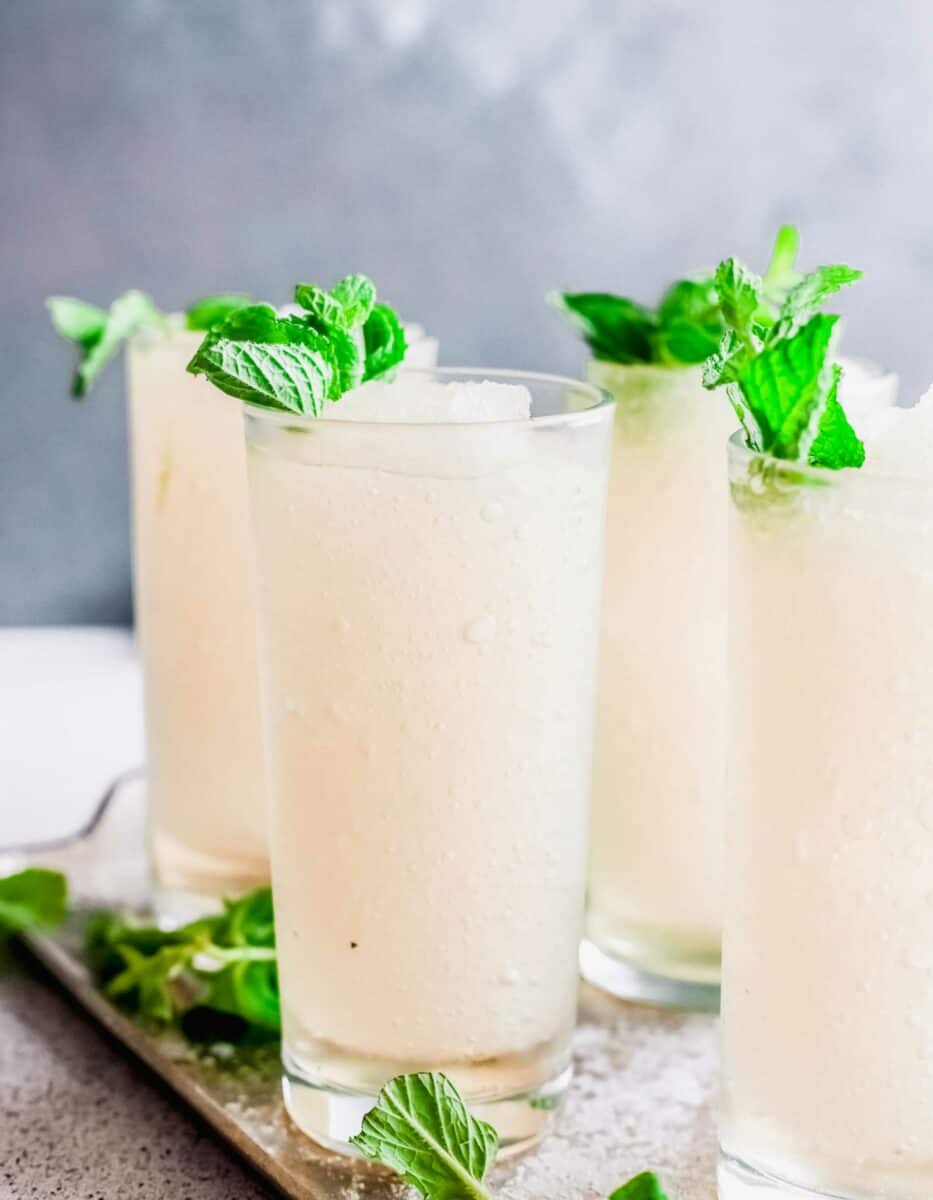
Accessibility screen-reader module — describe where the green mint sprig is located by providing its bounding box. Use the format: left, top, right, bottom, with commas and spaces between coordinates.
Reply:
703, 228, 864, 470
0, 868, 67, 935
352, 1070, 672, 1200
84, 885, 279, 1042
549, 275, 722, 367
184, 294, 254, 332
351, 1073, 498, 1199
609, 1173, 670, 1200
48, 291, 254, 396
186, 275, 407, 415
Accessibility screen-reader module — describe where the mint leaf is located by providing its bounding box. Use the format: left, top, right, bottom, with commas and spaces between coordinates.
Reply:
549, 291, 657, 364
609, 1172, 669, 1200
656, 278, 718, 328
0, 868, 67, 934
106, 942, 195, 1023
714, 258, 762, 348
705, 234, 864, 472
807, 363, 865, 469
294, 283, 349, 331
331, 274, 377, 327
85, 886, 279, 1041
362, 303, 407, 382
187, 305, 337, 415
761, 225, 801, 307
48, 289, 162, 397
351, 1072, 497, 1200
734, 313, 839, 460
775, 265, 862, 338
185, 294, 253, 331
46, 297, 107, 350
654, 279, 721, 364
328, 327, 364, 394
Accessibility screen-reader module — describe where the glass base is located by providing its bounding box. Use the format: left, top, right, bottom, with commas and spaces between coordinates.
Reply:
281, 1047, 571, 1157
719, 1152, 872, 1200
579, 938, 720, 1012
150, 823, 269, 922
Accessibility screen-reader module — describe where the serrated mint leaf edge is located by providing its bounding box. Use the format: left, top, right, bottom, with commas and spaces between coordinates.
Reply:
350, 1073, 496, 1200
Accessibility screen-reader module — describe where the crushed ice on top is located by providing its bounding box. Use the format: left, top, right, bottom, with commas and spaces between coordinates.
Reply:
837, 355, 898, 423
858, 383, 933, 479
330, 377, 533, 423
401, 322, 440, 369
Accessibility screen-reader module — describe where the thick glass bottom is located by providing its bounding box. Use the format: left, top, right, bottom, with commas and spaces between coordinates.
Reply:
281, 1036, 572, 1156
150, 826, 268, 920
719, 1149, 933, 1200
579, 936, 720, 1012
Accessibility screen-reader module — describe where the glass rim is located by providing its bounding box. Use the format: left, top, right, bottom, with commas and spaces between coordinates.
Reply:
728, 428, 932, 489
242, 367, 614, 432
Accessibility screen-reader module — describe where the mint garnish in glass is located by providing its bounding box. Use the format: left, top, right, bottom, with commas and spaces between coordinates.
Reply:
47, 290, 254, 396
186, 275, 407, 415
703, 228, 864, 470
548, 273, 722, 367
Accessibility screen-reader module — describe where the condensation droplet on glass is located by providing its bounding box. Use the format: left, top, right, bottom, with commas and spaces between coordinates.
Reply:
481, 499, 504, 523
464, 616, 497, 645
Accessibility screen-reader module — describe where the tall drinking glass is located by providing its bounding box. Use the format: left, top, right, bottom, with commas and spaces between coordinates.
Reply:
245, 369, 613, 1152
583, 362, 736, 1008
583, 359, 898, 1009
128, 328, 269, 910
721, 432, 933, 1200
128, 324, 439, 914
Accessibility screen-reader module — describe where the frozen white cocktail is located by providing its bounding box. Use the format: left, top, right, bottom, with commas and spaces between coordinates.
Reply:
187, 277, 613, 1151
553, 229, 896, 1007
50, 288, 438, 911
128, 325, 269, 901
706, 247, 926, 1199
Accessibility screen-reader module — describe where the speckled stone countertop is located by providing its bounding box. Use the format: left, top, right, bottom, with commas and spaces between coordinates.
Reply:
0, 947, 274, 1199
1, 944, 718, 1200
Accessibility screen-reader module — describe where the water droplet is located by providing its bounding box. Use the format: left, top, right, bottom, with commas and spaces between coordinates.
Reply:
464, 616, 497, 645
795, 831, 811, 862
481, 500, 504, 523
842, 810, 875, 839
498, 966, 521, 986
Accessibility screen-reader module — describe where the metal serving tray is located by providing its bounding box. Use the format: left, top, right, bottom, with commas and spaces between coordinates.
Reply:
7, 774, 718, 1199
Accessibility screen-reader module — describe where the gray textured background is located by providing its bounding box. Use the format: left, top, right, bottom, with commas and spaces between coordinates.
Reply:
3, 0, 933, 624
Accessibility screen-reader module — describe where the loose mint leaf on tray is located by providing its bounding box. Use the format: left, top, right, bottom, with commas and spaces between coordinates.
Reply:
0, 868, 67, 935
362, 302, 407, 382
84, 885, 279, 1042
185, 294, 254, 331
351, 1072, 498, 1200
187, 304, 337, 415
608, 1172, 670, 1200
